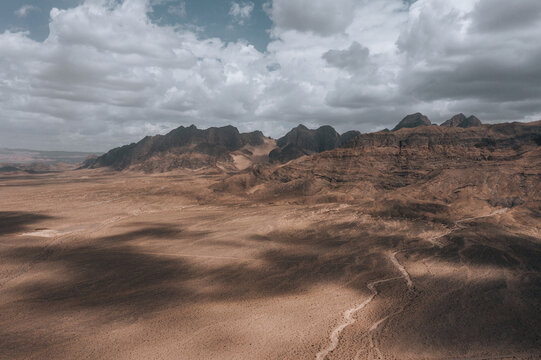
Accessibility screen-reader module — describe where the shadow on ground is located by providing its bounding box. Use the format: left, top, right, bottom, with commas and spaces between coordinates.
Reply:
0, 211, 55, 236
1, 209, 540, 358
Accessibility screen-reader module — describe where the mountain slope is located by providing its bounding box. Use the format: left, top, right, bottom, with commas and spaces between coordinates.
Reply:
392, 113, 431, 131
269, 125, 361, 163
220, 121, 541, 205
441, 113, 482, 128
84, 125, 270, 172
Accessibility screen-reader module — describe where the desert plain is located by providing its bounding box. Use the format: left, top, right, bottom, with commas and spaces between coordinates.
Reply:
1, 154, 540, 360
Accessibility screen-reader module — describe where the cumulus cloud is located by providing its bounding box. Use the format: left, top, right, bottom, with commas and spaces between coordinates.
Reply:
229, 2, 254, 25
0, 0, 540, 151
15, 5, 40, 18
0, 0, 271, 150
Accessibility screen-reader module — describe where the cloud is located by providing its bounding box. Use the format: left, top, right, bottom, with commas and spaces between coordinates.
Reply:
396, 0, 541, 121
229, 2, 254, 25
15, 5, 40, 18
267, 0, 356, 36
0, 0, 270, 150
472, 0, 541, 33
323, 41, 370, 73
0, 0, 540, 151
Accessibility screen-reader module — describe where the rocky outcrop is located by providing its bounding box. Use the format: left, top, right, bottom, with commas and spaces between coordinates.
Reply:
269, 125, 361, 163
231, 120, 541, 202
441, 114, 482, 128
276, 125, 340, 153
351, 121, 541, 150
84, 125, 266, 171
392, 113, 431, 131
338, 130, 362, 146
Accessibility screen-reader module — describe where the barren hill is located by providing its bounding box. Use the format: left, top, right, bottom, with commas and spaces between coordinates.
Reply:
84, 125, 274, 172
440, 113, 482, 128
392, 112, 431, 131
269, 125, 360, 163
221, 121, 541, 206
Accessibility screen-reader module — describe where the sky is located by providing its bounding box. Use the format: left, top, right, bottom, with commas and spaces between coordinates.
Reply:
0, 0, 540, 151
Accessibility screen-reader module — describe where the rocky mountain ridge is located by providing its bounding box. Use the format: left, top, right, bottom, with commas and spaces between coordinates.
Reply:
269, 125, 360, 163
218, 120, 541, 203
441, 113, 482, 128
84, 114, 540, 173
85, 125, 268, 172
392, 113, 432, 131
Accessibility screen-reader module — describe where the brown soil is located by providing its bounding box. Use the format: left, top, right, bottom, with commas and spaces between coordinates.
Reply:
1, 142, 540, 359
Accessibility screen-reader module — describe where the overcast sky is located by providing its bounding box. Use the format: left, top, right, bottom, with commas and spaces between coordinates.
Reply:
1, 0, 540, 151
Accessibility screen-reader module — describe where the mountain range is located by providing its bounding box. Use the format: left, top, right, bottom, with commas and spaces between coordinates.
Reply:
82, 113, 541, 173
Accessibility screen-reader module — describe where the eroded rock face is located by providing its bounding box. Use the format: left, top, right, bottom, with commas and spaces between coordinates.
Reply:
441, 113, 467, 127
270, 125, 361, 163
462, 115, 482, 128
338, 130, 362, 147
441, 114, 482, 128
268, 144, 311, 164
276, 125, 340, 153
392, 113, 431, 131
85, 125, 266, 171
229, 120, 541, 202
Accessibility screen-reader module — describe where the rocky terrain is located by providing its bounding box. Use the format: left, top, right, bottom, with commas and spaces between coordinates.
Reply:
83, 112, 492, 172
269, 125, 360, 163
220, 120, 541, 203
85, 123, 363, 171
1, 116, 540, 360
84, 125, 273, 172
392, 113, 432, 131
440, 113, 482, 128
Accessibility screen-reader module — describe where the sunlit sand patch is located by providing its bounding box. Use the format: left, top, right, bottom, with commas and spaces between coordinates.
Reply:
20, 229, 61, 237
407, 260, 507, 282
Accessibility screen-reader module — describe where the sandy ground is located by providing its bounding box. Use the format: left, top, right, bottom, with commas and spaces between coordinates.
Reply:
1, 170, 540, 359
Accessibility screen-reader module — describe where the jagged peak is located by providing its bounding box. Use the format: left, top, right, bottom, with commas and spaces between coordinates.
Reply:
392, 113, 431, 131
441, 114, 482, 128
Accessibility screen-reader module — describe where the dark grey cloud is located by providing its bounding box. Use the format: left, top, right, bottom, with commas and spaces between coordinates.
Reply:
393, 0, 541, 124
472, 0, 541, 33
322, 41, 370, 73
401, 54, 541, 103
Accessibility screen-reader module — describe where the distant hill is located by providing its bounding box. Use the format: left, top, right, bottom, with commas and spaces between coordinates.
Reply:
0, 162, 76, 174
83, 125, 273, 172
0, 148, 100, 165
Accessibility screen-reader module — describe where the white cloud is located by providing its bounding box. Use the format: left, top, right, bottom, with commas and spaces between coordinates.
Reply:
1, 0, 540, 151
15, 4, 40, 18
229, 2, 254, 25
